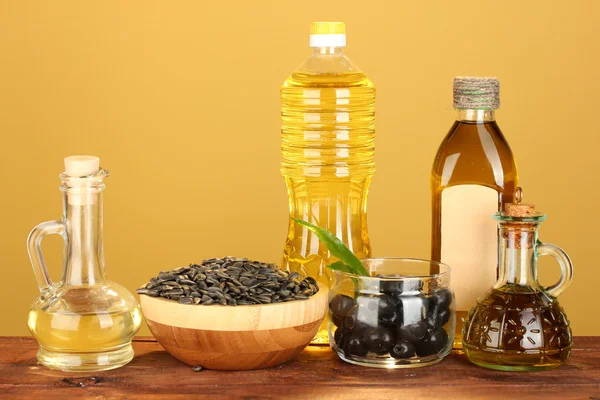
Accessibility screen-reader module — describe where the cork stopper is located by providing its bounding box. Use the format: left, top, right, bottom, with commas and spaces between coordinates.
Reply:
63, 156, 102, 206
505, 203, 536, 217
64, 156, 100, 177
503, 187, 537, 217
453, 76, 500, 110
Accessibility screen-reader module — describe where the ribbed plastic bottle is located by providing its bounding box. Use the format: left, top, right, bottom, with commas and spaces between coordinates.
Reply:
281, 22, 375, 344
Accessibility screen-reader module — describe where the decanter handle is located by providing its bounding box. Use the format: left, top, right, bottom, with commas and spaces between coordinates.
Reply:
27, 220, 66, 291
537, 241, 574, 299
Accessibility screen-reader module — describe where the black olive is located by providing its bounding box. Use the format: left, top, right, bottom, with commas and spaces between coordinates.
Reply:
329, 294, 355, 327
376, 274, 403, 294
343, 304, 371, 333
426, 304, 442, 330
390, 338, 416, 359
398, 319, 428, 342
375, 275, 424, 296
376, 295, 396, 318
344, 305, 360, 330
429, 288, 452, 309
438, 308, 450, 327
426, 303, 451, 331
334, 327, 346, 348
390, 295, 404, 323
346, 335, 368, 357
415, 328, 449, 357
378, 309, 402, 328
362, 327, 395, 355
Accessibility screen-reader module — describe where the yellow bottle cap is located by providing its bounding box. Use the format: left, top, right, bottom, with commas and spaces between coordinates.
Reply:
310, 22, 346, 35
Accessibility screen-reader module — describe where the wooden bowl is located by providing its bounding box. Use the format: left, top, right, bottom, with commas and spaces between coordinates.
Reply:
140, 285, 328, 370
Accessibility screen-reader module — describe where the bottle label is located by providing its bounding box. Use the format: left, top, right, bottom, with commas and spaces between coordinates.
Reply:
441, 185, 498, 312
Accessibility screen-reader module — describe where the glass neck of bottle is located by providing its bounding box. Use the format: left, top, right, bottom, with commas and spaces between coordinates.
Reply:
312, 46, 344, 56
61, 182, 106, 286
495, 221, 540, 290
455, 109, 496, 122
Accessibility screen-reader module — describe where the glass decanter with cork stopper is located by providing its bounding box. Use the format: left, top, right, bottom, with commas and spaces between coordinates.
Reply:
462, 196, 573, 371
27, 156, 142, 372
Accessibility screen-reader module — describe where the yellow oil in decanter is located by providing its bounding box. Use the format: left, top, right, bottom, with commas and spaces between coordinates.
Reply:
28, 286, 142, 372
28, 308, 142, 351
462, 284, 572, 371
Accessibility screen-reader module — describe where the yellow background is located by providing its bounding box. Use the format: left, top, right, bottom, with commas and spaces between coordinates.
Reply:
1, 1, 598, 336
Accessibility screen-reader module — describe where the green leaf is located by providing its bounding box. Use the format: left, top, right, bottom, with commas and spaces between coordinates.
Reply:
292, 218, 369, 276
327, 261, 353, 274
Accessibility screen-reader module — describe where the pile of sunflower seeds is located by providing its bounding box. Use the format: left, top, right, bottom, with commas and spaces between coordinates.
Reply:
137, 257, 319, 306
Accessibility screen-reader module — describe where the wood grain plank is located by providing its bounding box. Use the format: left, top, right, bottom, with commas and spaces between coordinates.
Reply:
2, 386, 599, 400
0, 336, 598, 399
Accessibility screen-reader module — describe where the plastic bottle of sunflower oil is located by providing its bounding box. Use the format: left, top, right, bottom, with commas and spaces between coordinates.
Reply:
281, 22, 375, 344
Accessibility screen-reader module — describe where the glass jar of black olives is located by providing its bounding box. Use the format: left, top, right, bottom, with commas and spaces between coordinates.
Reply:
328, 258, 454, 368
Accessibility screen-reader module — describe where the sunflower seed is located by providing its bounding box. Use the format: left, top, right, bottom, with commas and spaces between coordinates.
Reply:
139, 257, 319, 305
216, 272, 230, 280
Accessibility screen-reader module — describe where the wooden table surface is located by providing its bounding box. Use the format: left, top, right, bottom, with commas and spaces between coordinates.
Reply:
1, 336, 599, 399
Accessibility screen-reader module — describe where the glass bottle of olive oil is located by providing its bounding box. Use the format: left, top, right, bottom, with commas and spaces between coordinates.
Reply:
431, 77, 518, 350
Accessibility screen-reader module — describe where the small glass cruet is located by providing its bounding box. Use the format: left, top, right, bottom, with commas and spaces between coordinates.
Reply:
462, 198, 573, 371
27, 156, 142, 372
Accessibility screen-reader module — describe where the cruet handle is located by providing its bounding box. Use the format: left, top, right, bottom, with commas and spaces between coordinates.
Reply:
27, 220, 66, 291
536, 241, 574, 299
